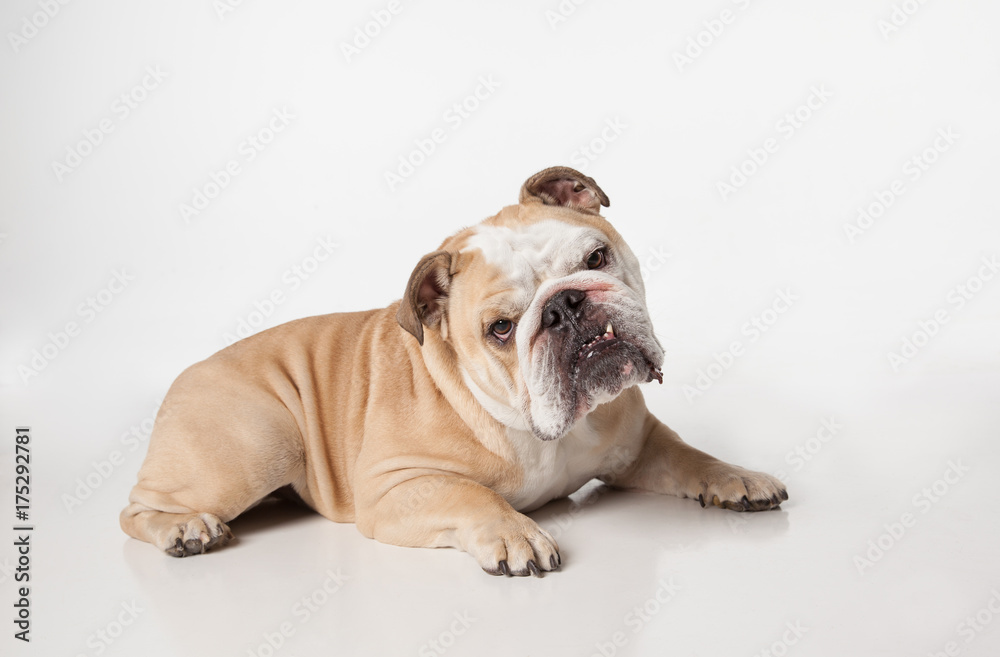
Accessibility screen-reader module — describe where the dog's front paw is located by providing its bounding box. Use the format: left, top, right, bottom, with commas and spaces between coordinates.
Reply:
462, 514, 561, 577
692, 464, 788, 512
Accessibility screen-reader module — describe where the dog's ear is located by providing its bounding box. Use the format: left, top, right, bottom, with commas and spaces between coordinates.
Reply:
519, 166, 610, 215
397, 250, 452, 346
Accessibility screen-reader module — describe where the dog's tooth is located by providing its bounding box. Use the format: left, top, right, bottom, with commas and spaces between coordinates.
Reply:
605, 322, 614, 338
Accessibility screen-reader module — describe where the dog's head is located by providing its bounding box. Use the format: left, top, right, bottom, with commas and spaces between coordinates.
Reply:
398, 166, 664, 441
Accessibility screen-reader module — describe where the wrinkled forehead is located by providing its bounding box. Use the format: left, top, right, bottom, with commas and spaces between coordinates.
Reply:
460, 219, 607, 291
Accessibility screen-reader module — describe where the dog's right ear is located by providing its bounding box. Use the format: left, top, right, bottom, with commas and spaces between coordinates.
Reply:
397, 250, 452, 346
519, 166, 610, 215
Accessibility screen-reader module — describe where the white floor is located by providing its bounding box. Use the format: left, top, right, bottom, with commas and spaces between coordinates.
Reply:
3, 1, 1000, 656
5, 365, 998, 657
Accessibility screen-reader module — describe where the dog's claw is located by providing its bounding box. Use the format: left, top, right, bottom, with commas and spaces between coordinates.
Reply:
499, 560, 510, 577
698, 493, 706, 508
527, 560, 541, 577
166, 538, 185, 558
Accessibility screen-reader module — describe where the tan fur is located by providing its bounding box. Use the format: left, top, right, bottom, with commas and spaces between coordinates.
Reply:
121, 166, 786, 575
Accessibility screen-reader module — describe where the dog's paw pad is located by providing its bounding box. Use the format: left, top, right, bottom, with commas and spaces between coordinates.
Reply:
163, 513, 232, 557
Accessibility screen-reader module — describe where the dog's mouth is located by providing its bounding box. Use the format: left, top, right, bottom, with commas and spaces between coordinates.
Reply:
576, 321, 617, 361
525, 293, 665, 442
573, 321, 662, 384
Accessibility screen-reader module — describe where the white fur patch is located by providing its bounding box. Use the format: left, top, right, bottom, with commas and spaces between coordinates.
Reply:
462, 219, 606, 290
504, 415, 643, 511
504, 421, 604, 511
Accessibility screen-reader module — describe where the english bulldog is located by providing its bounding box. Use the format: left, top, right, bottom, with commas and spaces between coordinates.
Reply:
121, 166, 787, 576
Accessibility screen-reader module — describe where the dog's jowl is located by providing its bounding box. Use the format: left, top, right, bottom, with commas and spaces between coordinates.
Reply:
120, 166, 787, 576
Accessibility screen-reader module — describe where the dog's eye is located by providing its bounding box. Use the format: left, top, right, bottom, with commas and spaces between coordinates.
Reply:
586, 248, 606, 269
490, 319, 514, 342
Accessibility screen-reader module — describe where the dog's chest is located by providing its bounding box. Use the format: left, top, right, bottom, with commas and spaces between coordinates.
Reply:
505, 421, 611, 512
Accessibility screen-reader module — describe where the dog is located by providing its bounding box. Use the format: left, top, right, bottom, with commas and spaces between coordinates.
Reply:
121, 166, 787, 576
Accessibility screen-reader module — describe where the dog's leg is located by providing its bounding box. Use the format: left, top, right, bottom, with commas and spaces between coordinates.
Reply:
602, 414, 788, 511
355, 475, 560, 576
120, 386, 305, 557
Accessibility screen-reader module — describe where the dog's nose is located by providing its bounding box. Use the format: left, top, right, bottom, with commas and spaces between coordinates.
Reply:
541, 289, 587, 330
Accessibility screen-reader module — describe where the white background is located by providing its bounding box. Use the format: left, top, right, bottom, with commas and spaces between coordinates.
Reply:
2, 1, 1000, 655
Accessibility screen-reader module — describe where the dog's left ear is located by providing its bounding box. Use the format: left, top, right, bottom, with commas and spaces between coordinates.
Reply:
519, 166, 610, 215
397, 250, 452, 346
